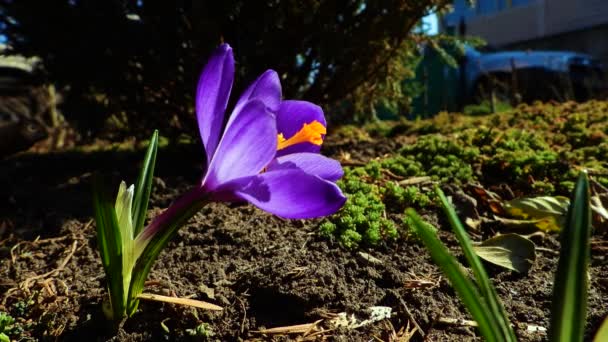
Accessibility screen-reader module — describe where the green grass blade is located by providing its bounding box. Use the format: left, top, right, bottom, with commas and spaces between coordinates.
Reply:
92, 175, 125, 319
436, 187, 516, 341
549, 172, 591, 342
132, 130, 159, 237
406, 209, 501, 342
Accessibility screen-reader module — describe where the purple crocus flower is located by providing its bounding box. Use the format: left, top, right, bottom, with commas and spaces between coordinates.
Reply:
139, 44, 345, 242
196, 43, 346, 216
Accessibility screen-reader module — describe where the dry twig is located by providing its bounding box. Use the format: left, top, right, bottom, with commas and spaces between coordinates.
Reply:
138, 293, 222, 311
398, 297, 424, 338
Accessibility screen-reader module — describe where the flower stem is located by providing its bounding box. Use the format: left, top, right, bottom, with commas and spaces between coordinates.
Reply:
126, 187, 209, 316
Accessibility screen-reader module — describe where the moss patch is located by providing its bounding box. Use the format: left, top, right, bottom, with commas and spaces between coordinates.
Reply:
323, 100, 608, 247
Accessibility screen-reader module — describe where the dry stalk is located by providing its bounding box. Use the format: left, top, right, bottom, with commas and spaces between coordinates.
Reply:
137, 293, 222, 311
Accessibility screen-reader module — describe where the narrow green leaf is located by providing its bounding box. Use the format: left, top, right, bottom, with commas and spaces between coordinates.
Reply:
473, 233, 536, 273
92, 175, 125, 319
133, 130, 159, 237
436, 187, 516, 341
406, 209, 500, 342
115, 181, 135, 234
127, 199, 207, 316
549, 172, 591, 342
115, 181, 136, 301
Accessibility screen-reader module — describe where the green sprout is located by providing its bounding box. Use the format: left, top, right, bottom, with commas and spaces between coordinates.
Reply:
186, 322, 214, 338
0, 312, 15, 342
407, 171, 592, 341
93, 130, 160, 319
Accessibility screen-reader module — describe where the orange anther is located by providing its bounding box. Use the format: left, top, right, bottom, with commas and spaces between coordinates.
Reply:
277, 120, 326, 151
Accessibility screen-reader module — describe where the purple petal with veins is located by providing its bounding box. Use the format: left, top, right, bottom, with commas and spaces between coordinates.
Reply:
203, 99, 277, 190
230, 70, 281, 128
267, 152, 343, 182
196, 44, 234, 165
225, 169, 346, 219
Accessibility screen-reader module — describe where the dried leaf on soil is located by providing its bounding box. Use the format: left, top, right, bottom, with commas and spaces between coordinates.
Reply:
473, 233, 536, 273
503, 196, 570, 232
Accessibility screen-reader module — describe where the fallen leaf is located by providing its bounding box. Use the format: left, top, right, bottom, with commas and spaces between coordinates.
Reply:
465, 217, 481, 230
589, 178, 608, 230
503, 196, 569, 232
473, 233, 536, 273
494, 215, 556, 232
469, 184, 505, 215
591, 196, 608, 219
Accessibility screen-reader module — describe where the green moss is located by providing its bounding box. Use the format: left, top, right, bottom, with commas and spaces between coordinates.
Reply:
530, 180, 555, 194
323, 100, 608, 248
382, 135, 478, 183
0, 312, 14, 342
186, 323, 214, 337
477, 129, 567, 193
320, 167, 397, 248
381, 155, 424, 178
0, 312, 23, 342
364, 160, 383, 180
382, 181, 431, 211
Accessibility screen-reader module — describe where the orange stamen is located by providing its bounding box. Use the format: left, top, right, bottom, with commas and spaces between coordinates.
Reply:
277, 120, 326, 151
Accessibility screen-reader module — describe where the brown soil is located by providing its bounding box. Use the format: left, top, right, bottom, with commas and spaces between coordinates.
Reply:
0, 134, 606, 341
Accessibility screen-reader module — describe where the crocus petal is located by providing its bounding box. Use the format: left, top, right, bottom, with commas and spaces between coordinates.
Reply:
276, 142, 324, 157
203, 99, 277, 190
276, 100, 326, 156
277, 100, 326, 138
224, 169, 346, 219
267, 153, 343, 182
230, 70, 282, 128
196, 44, 235, 165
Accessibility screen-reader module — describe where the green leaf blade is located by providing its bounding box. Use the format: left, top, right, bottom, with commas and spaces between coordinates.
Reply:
115, 181, 137, 301
92, 175, 126, 319
127, 194, 207, 316
549, 172, 591, 342
132, 130, 159, 237
406, 209, 502, 342
436, 187, 517, 341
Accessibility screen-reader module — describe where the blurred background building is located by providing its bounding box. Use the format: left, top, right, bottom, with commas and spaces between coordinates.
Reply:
442, 0, 608, 65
